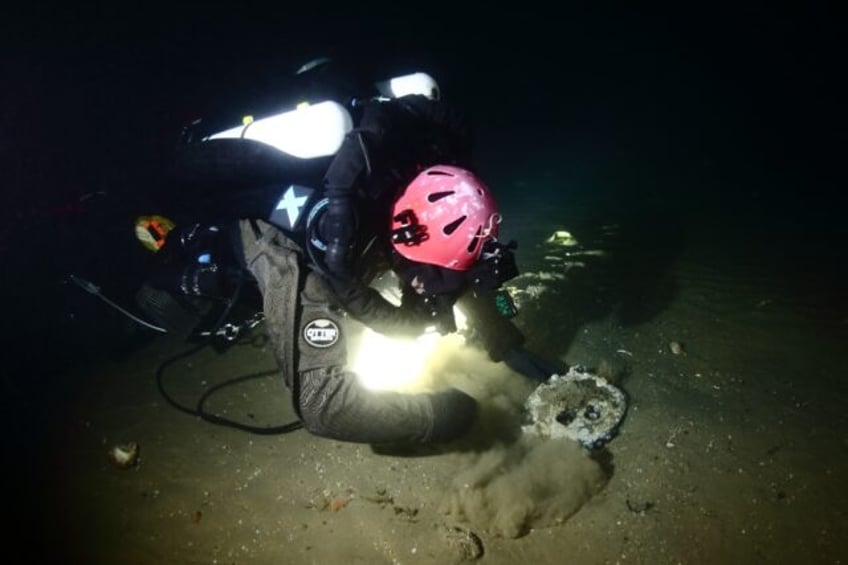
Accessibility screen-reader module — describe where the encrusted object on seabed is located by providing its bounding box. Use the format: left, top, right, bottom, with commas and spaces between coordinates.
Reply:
522, 366, 627, 449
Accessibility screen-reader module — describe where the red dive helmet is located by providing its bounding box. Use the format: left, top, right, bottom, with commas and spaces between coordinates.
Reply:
390, 165, 500, 271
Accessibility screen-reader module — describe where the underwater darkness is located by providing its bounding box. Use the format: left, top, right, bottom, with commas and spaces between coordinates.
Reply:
2, 18, 843, 379
2, 7, 846, 557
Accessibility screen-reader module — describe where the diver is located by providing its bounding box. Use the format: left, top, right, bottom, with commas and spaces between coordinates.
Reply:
136, 57, 563, 445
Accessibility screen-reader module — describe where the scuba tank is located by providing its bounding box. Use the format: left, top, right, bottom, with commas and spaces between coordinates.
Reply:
181, 57, 440, 161
175, 57, 441, 238
205, 100, 354, 160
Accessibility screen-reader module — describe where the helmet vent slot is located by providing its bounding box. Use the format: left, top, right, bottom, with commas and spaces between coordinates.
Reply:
443, 215, 466, 235
427, 190, 455, 202
467, 226, 482, 253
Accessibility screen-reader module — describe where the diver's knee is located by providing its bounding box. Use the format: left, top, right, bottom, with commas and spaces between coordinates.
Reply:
297, 408, 331, 438
295, 381, 333, 438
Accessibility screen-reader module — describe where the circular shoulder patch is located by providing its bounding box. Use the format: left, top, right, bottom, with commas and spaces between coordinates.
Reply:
303, 318, 340, 348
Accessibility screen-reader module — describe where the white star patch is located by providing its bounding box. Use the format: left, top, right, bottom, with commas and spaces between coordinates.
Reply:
274, 185, 309, 228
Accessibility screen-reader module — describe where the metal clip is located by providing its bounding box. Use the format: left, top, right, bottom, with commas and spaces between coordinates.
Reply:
244, 312, 265, 330
218, 323, 240, 342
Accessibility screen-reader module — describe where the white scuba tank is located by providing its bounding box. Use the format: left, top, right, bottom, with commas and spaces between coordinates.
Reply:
203, 70, 440, 160
205, 100, 353, 159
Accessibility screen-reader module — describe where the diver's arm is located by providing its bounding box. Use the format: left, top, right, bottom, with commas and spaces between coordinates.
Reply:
328, 278, 433, 338
457, 291, 566, 381
320, 101, 389, 279
456, 291, 526, 362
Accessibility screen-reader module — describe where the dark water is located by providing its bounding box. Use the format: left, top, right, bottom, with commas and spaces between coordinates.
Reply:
4, 9, 846, 562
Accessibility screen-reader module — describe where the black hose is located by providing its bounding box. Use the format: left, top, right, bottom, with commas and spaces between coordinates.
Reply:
154, 273, 303, 435
196, 369, 303, 434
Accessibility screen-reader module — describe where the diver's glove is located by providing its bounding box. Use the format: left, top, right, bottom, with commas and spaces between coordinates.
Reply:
421, 293, 458, 335
400, 287, 458, 335
504, 347, 566, 382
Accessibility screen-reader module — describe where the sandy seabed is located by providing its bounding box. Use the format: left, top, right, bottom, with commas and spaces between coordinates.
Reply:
16, 213, 848, 565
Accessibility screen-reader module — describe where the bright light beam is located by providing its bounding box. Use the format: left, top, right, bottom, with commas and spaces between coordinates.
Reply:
351, 330, 441, 392
351, 307, 468, 392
